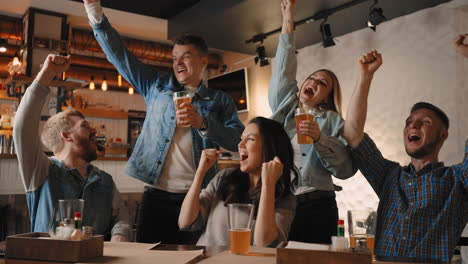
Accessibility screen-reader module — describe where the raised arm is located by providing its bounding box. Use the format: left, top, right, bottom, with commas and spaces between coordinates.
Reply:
254, 157, 283, 246
281, 0, 296, 34
454, 34, 468, 58
343, 51, 382, 147
269, 0, 299, 114
83, 0, 160, 97
179, 149, 219, 228
13, 55, 70, 191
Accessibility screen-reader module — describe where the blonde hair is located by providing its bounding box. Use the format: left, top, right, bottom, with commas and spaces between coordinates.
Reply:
299, 69, 342, 115
41, 110, 85, 153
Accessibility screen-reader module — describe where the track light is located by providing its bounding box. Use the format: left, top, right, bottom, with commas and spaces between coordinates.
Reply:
320, 19, 335, 48
89, 76, 95, 90
0, 38, 7, 53
254, 46, 269, 67
101, 76, 107, 91
368, 0, 386, 31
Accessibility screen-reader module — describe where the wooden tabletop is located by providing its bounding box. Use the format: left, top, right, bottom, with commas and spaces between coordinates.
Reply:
0, 241, 462, 264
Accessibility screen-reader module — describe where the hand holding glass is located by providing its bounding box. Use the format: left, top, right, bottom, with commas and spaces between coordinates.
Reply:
295, 108, 315, 144
173, 91, 193, 127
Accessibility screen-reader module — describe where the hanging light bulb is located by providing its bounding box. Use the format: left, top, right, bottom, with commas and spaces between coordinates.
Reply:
12, 52, 20, 66
118, 74, 122, 87
128, 86, 134, 95
0, 38, 7, 53
101, 76, 107, 91
89, 76, 95, 90
8, 52, 22, 74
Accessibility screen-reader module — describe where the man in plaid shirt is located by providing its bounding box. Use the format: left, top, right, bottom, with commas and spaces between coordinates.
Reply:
343, 50, 467, 263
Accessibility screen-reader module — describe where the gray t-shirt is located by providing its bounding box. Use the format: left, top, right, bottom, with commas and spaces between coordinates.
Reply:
183, 168, 296, 247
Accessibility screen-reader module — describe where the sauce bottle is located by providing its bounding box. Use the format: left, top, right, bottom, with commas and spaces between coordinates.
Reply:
71, 212, 83, 241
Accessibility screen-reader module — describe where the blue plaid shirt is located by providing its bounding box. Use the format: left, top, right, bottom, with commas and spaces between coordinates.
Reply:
351, 134, 468, 263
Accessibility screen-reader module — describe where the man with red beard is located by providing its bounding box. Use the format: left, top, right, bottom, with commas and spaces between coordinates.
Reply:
343, 51, 468, 262
13, 54, 130, 242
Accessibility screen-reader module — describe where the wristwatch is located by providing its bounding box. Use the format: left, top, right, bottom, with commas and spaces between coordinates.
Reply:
200, 118, 208, 131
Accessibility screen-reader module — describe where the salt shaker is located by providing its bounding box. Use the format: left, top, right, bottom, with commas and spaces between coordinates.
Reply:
82, 226, 93, 239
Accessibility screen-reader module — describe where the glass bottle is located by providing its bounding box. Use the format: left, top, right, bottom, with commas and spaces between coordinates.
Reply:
337, 219, 345, 237
71, 212, 83, 241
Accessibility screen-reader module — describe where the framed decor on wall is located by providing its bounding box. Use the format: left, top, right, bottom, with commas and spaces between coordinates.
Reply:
207, 68, 249, 112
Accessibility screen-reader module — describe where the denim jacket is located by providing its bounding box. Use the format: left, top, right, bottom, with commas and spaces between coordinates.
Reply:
91, 17, 244, 187
269, 33, 356, 191
13, 81, 130, 238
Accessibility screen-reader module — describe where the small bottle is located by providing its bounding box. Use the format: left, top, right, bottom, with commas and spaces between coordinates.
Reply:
337, 219, 345, 237
71, 212, 83, 241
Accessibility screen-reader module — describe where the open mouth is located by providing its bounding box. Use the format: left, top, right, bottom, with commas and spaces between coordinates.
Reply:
177, 69, 187, 73
304, 87, 314, 96
408, 134, 421, 143
240, 154, 248, 161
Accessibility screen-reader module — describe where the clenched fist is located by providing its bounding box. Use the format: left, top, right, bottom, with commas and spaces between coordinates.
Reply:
261, 156, 283, 188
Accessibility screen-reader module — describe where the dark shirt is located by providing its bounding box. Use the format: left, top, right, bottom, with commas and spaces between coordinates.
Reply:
350, 134, 468, 263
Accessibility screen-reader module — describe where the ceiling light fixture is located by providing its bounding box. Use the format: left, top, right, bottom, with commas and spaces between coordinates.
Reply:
128, 86, 134, 95
245, 0, 369, 48
89, 76, 95, 90
0, 39, 7, 53
368, 0, 386, 31
254, 45, 269, 67
101, 76, 107, 91
118, 74, 122, 87
320, 18, 335, 48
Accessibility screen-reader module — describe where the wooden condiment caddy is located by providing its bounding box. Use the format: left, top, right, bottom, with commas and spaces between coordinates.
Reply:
5, 232, 103, 262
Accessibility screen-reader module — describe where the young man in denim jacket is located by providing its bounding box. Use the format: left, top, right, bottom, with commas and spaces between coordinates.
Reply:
83, 0, 244, 244
13, 54, 130, 242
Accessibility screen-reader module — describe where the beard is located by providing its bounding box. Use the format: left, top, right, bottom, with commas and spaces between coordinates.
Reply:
76, 137, 97, 162
405, 133, 442, 159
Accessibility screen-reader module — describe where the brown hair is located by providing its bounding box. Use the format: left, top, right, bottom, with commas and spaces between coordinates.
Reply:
174, 34, 209, 56
299, 69, 342, 115
41, 110, 85, 153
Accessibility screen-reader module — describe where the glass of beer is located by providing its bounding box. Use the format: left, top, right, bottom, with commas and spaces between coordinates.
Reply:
295, 108, 315, 144
228, 203, 254, 255
348, 210, 377, 255
173, 91, 193, 127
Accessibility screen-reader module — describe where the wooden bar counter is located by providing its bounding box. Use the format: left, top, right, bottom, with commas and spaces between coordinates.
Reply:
0, 241, 462, 264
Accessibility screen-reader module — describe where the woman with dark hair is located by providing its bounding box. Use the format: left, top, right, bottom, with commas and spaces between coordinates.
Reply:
268, 0, 356, 244
178, 117, 298, 247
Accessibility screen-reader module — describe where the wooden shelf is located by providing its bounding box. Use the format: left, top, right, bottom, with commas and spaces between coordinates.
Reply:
98, 156, 128, 161
63, 106, 128, 119
0, 153, 127, 161
8, 75, 83, 89
0, 90, 17, 101
0, 128, 13, 137
218, 160, 240, 165
0, 154, 16, 159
